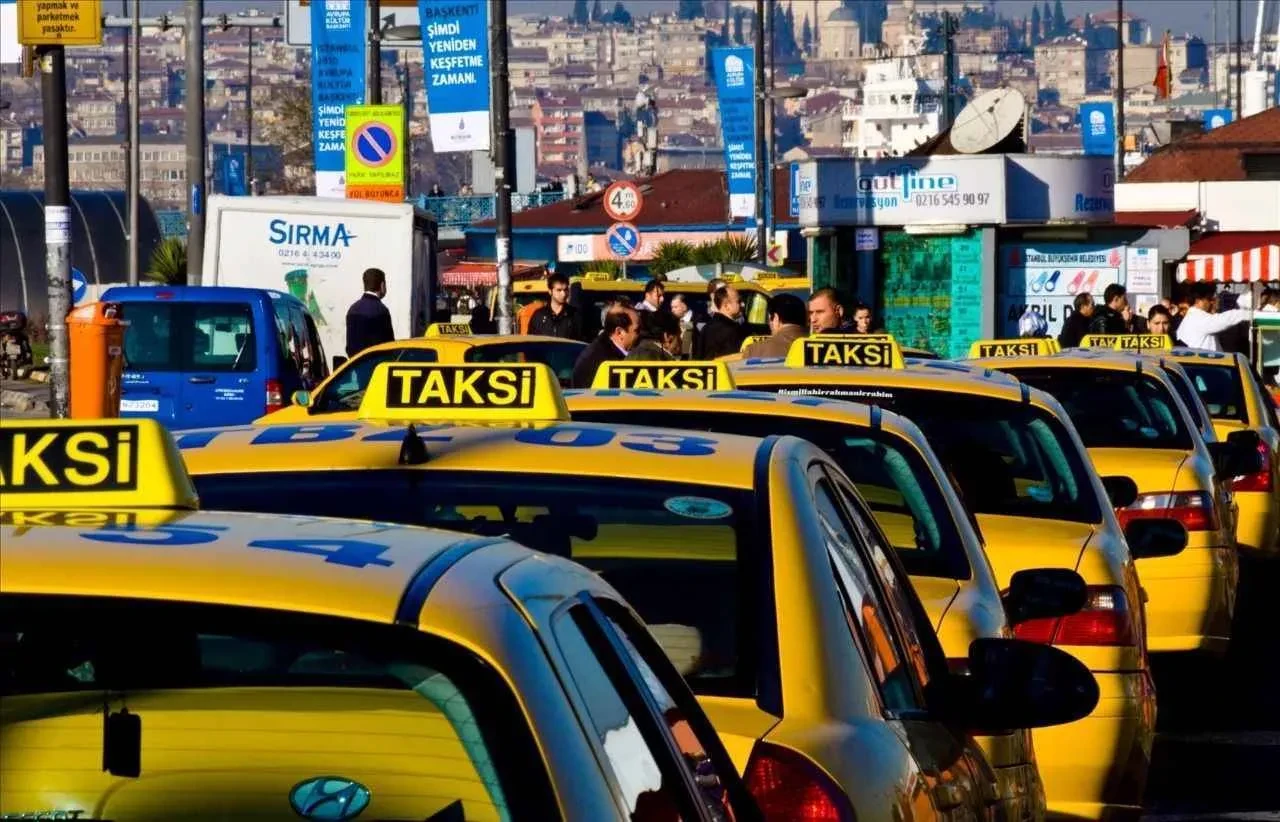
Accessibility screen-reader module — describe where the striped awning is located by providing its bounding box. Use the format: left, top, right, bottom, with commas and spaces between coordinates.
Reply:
439, 262, 545, 288
1178, 232, 1280, 283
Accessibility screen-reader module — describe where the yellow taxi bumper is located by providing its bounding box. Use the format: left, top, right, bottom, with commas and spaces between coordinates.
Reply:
1138, 543, 1237, 655
1234, 490, 1280, 556
1032, 671, 1155, 821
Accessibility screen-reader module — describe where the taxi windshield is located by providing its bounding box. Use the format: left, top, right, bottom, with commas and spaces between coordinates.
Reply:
316, 347, 440, 412
747, 387, 1102, 524
0, 594, 555, 821
194, 473, 761, 699
1180, 363, 1248, 422
570, 409, 970, 580
1003, 368, 1195, 451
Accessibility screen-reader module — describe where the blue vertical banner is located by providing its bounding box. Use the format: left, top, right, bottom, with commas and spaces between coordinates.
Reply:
711, 46, 757, 220
310, 0, 366, 197
1079, 102, 1115, 156
217, 151, 247, 196
1203, 109, 1233, 130
419, 1, 491, 153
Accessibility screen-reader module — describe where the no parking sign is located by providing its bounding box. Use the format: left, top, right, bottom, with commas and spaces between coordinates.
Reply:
344, 104, 405, 203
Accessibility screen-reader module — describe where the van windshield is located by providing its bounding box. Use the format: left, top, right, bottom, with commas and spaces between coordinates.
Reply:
121, 302, 257, 373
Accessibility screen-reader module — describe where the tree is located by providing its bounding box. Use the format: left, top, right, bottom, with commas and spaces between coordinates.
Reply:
591, 0, 606, 22
676, 0, 704, 21
1053, 0, 1067, 36
801, 14, 813, 54
571, 0, 590, 25
733, 9, 744, 44
259, 84, 314, 193
611, 0, 631, 24
1042, 1, 1053, 36
145, 238, 187, 285
1030, 5, 1041, 44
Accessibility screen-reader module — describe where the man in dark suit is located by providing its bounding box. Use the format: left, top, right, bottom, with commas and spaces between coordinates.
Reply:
571, 306, 639, 388
345, 268, 396, 357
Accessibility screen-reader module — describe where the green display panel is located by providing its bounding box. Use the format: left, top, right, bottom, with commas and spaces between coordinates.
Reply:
878, 230, 985, 358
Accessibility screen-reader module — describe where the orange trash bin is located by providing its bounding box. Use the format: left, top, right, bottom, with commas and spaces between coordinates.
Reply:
67, 301, 128, 418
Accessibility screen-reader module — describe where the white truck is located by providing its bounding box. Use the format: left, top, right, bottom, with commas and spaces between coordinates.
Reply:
203, 195, 439, 366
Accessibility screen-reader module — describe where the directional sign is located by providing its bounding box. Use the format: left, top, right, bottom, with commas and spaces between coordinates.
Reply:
70, 267, 88, 304
603, 181, 644, 222
344, 104, 405, 203
288, 0, 421, 46
606, 222, 641, 260
18, 0, 102, 46
767, 242, 785, 266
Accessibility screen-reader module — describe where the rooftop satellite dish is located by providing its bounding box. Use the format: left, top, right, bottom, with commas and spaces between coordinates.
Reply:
949, 87, 1026, 154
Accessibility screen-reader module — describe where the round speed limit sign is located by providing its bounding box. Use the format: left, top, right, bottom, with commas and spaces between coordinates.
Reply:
603, 181, 644, 222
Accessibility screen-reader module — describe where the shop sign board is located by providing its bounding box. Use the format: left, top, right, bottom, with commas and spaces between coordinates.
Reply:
998, 244, 1125, 339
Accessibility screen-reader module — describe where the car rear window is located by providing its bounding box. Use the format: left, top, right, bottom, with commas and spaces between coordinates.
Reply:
1008, 368, 1195, 450
464, 341, 584, 387
571, 409, 971, 581
745, 386, 1103, 524
314, 347, 440, 412
1161, 367, 1211, 434
122, 302, 257, 373
1180, 363, 1249, 422
193, 471, 763, 700
0, 594, 557, 820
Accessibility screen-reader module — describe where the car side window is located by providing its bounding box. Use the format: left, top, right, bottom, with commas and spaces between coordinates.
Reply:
303, 314, 328, 383
551, 603, 696, 821
812, 478, 925, 715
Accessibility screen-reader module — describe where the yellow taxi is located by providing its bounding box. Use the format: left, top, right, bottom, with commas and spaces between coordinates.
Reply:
731, 335, 1186, 821
256, 330, 586, 423
969, 348, 1241, 658
0, 418, 762, 821
1163, 347, 1280, 556
570, 361, 1108, 821
178, 361, 1101, 822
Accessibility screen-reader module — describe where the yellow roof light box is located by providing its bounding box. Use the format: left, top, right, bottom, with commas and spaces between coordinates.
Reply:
424, 322, 473, 337
358, 362, 570, 423
0, 418, 198, 511
786, 334, 906, 369
967, 338, 1060, 358
1080, 333, 1172, 351
591, 360, 737, 391
739, 334, 771, 352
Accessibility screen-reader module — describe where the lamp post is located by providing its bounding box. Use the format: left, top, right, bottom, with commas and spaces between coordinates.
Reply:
764, 86, 806, 262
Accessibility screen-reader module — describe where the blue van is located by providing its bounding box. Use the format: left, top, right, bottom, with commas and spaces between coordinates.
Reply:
104, 286, 329, 429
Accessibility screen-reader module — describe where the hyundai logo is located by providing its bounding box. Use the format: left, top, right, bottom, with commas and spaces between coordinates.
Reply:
289, 777, 371, 821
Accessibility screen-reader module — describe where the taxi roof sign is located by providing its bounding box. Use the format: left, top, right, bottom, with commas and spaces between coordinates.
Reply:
1111, 334, 1172, 351
359, 362, 569, 422
786, 334, 905, 369
0, 418, 198, 511
967, 338, 1060, 358
740, 334, 771, 352
581, 271, 615, 282
592, 360, 736, 391
425, 322, 472, 337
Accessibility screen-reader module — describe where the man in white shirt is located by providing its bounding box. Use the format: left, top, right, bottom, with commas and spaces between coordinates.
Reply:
1175, 283, 1252, 351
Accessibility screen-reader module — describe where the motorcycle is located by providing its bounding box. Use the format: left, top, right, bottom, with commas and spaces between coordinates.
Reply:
0, 311, 34, 379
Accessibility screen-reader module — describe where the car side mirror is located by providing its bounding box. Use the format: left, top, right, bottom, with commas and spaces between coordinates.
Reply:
1208, 432, 1263, 480
291, 390, 311, 408
1125, 518, 1188, 560
1099, 475, 1138, 509
1003, 569, 1087, 626
332, 355, 348, 370
1225, 429, 1264, 473
954, 638, 1100, 734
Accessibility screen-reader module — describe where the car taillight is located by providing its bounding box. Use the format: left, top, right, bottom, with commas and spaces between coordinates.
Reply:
1012, 585, 1137, 647
1115, 491, 1218, 532
265, 378, 284, 413
1232, 439, 1273, 493
745, 741, 855, 822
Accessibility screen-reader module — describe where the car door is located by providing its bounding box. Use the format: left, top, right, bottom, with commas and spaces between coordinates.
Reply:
118, 297, 182, 426
179, 299, 264, 428
809, 468, 994, 821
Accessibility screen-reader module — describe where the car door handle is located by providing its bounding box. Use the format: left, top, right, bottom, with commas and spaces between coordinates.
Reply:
188, 376, 216, 384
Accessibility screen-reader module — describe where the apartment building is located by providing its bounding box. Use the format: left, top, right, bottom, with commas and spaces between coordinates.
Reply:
1035, 35, 1107, 104
509, 47, 552, 88
69, 93, 123, 137
533, 90, 585, 169
32, 135, 187, 205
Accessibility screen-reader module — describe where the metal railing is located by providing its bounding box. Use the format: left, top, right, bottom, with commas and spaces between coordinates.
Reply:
415, 191, 566, 230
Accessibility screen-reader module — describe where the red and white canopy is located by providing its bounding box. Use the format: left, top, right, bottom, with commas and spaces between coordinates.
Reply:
1178, 232, 1280, 283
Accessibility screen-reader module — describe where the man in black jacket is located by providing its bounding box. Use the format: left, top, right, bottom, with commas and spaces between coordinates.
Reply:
527, 273, 582, 339
571, 306, 640, 387
1088, 284, 1129, 335
1058, 292, 1095, 348
699, 285, 747, 358
345, 267, 396, 357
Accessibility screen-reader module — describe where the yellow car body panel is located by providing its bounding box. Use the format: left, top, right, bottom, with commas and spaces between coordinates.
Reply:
974, 353, 1239, 657
729, 365, 1153, 821
256, 335, 585, 424
1165, 348, 1280, 556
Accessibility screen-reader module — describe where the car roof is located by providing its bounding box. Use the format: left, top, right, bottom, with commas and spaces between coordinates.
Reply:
0, 509, 517, 625
102, 285, 291, 302
970, 349, 1179, 377
178, 420, 768, 490
362, 335, 585, 352
567, 387, 885, 429
1164, 347, 1248, 368
731, 363, 1031, 403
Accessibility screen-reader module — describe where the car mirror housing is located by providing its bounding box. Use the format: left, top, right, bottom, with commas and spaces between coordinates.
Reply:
1125, 517, 1188, 560
955, 638, 1100, 735
292, 390, 311, 408
1002, 568, 1087, 625
1099, 475, 1139, 509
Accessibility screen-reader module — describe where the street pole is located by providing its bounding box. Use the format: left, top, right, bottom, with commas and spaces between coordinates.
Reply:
246, 24, 254, 193
942, 13, 957, 129
128, 0, 140, 284
763, 2, 775, 262
492, 0, 513, 334
401, 60, 411, 197
185, 0, 206, 285
39, 46, 71, 418
1115, 0, 1126, 181
369, 0, 382, 104
753, 0, 767, 264
1235, 0, 1243, 118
